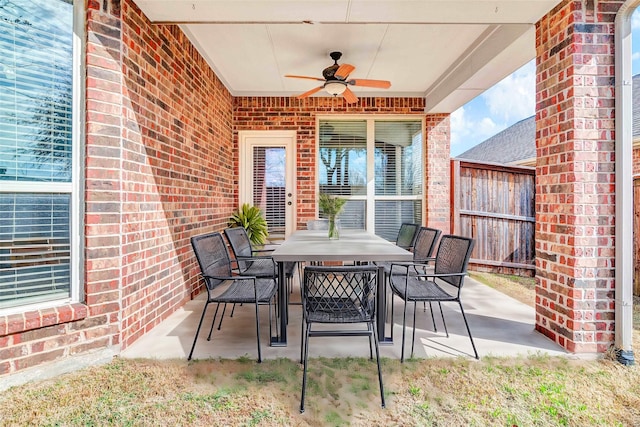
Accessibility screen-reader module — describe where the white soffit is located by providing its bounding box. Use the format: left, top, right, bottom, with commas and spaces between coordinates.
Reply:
133, 0, 562, 112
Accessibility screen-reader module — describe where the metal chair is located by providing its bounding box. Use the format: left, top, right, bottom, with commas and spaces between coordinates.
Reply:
395, 222, 420, 250
389, 234, 478, 361
376, 225, 438, 277
299, 265, 385, 413
188, 232, 277, 362
224, 226, 297, 292
384, 226, 442, 341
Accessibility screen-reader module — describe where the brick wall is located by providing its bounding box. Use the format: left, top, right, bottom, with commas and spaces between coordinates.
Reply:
425, 114, 452, 232
118, 0, 235, 348
634, 145, 640, 176
535, 0, 624, 353
0, 0, 237, 378
233, 97, 450, 231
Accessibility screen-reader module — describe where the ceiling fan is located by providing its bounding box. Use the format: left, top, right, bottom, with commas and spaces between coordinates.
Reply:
285, 51, 391, 104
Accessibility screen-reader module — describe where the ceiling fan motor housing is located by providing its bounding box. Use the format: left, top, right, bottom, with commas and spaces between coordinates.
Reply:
323, 51, 344, 81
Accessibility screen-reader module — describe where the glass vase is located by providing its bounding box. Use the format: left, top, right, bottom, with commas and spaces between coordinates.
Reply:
328, 217, 340, 239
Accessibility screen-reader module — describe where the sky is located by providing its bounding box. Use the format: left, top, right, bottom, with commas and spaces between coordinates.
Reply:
450, 8, 640, 157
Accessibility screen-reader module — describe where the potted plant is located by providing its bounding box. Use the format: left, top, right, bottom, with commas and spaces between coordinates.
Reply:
318, 193, 346, 239
228, 203, 269, 246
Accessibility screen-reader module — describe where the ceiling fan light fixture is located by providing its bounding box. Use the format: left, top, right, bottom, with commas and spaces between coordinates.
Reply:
324, 81, 347, 96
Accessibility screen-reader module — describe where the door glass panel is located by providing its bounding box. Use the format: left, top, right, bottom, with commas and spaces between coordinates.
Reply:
252, 146, 286, 235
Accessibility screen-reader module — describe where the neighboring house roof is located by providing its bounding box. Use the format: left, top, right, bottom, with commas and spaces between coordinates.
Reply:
457, 74, 640, 165
456, 116, 535, 166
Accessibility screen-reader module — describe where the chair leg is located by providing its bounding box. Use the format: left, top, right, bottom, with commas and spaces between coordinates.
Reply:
207, 302, 222, 340
371, 321, 386, 409
367, 323, 373, 360
428, 302, 437, 332
216, 303, 228, 331
300, 322, 312, 413
458, 301, 479, 359
390, 292, 395, 342
300, 314, 305, 364
411, 301, 418, 359
188, 301, 209, 361
400, 297, 409, 363
255, 300, 262, 363
438, 302, 448, 338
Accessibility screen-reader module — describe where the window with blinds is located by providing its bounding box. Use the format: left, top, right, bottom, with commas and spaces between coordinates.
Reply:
0, 0, 77, 311
318, 119, 423, 238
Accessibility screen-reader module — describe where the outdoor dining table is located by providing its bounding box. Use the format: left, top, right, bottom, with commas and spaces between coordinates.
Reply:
270, 229, 413, 346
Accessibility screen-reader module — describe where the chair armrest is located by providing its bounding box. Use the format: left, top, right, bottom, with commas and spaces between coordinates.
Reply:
251, 248, 275, 255
414, 272, 468, 279
204, 274, 257, 281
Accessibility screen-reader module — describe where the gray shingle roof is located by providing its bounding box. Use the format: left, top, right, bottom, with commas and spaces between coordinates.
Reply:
456, 116, 535, 164
457, 74, 640, 165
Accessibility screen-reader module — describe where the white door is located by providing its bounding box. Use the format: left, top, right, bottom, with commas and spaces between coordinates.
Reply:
239, 131, 296, 239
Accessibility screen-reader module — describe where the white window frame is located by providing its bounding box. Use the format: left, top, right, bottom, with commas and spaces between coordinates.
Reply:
0, 0, 84, 315
316, 115, 425, 235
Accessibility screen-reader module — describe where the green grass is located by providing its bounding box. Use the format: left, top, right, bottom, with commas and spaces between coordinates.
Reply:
1, 274, 639, 426
1, 354, 639, 426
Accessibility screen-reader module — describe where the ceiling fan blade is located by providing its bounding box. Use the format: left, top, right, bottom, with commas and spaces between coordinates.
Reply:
297, 86, 323, 99
334, 64, 355, 80
342, 87, 358, 104
285, 74, 326, 82
348, 79, 392, 89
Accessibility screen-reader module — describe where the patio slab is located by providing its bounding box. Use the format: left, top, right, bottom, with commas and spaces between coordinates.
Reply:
121, 276, 569, 361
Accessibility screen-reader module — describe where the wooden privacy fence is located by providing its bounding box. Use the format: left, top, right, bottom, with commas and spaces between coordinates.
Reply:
451, 160, 536, 276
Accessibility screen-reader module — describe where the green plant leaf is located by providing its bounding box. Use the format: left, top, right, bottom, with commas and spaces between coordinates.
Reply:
318, 193, 346, 217
228, 204, 269, 245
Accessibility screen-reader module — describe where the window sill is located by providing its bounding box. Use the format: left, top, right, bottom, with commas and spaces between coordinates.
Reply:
0, 303, 88, 337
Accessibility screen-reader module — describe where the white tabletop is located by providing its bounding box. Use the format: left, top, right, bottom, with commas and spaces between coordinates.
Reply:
271, 229, 413, 263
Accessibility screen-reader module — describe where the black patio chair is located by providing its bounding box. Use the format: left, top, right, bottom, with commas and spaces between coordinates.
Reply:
299, 265, 385, 413
224, 226, 297, 291
188, 232, 276, 362
389, 234, 478, 361
395, 222, 420, 250
376, 225, 438, 277
383, 226, 442, 341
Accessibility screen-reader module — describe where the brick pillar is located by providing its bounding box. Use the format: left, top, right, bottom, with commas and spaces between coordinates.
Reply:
84, 0, 124, 347
425, 114, 451, 232
535, 0, 623, 353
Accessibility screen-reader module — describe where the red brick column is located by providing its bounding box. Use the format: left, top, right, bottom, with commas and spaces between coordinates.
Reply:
535, 0, 623, 353
425, 114, 451, 232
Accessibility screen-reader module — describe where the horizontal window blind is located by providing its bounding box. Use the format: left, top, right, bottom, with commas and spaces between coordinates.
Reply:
0, 1, 73, 183
0, 0, 75, 311
0, 194, 71, 309
318, 119, 424, 241
374, 121, 422, 196
374, 200, 422, 242
253, 147, 286, 235
318, 120, 367, 196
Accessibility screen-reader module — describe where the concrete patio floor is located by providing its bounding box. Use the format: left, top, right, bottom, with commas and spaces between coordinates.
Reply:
122, 275, 570, 361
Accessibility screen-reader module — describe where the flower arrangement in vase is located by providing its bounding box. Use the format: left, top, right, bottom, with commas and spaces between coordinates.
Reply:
318, 193, 346, 239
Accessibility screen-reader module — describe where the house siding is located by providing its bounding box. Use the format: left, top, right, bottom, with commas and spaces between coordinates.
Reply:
535, 0, 623, 353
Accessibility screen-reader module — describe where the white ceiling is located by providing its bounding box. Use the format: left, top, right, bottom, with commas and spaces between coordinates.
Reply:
132, 0, 561, 113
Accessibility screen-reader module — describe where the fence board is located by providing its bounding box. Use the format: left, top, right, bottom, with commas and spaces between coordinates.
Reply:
451, 160, 536, 275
